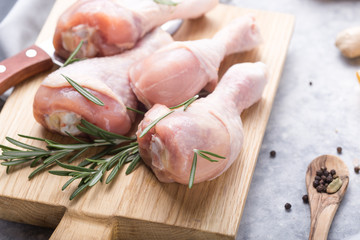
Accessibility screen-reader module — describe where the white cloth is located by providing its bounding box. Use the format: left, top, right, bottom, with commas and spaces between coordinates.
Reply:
0, 0, 55, 106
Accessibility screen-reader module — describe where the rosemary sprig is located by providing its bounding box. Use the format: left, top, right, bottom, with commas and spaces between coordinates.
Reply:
62, 40, 84, 67
0, 119, 132, 179
188, 149, 225, 189
169, 95, 199, 111
61, 41, 104, 106
153, 0, 178, 6
139, 95, 199, 138
126, 106, 145, 115
50, 142, 140, 200
61, 74, 105, 106
139, 111, 174, 138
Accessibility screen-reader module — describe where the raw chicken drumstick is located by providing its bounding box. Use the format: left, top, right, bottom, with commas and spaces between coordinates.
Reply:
136, 62, 268, 185
54, 0, 218, 59
129, 14, 262, 108
33, 29, 173, 136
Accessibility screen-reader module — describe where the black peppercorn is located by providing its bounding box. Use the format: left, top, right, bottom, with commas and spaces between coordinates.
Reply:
330, 169, 336, 175
270, 150, 276, 158
285, 203, 291, 210
323, 170, 329, 177
321, 175, 327, 181
355, 166, 359, 174
316, 185, 323, 193
326, 175, 333, 183
316, 170, 323, 177
337, 147, 342, 154
315, 176, 321, 181
302, 195, 309, 204
321, 167, 327, 172
313, 180, 319, 187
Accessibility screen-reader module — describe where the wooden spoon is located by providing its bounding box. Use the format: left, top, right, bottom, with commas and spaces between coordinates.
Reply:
306, 155, 349, 240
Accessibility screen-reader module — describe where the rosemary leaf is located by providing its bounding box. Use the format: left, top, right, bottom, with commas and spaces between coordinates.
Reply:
169, 95, 199, 111
28, 151, 70, 179
48, 170, 74, 176
197, 152, 219, 162
5, 136, 45, 151
65, 131, 89, 144
139, 111, 174, 138
105, 162, 121, 184
126, 106, 145, 115
62, 177, 79, 191
0, 155, 23, 160
55, 160, 96, 172
196, 150, 226, 159
77, 146, 114, 167
3, 150, 49, 158
28, 161, 53, 179
125, 155, 141, 175
70, 181, 90, 200
153, 0, 178, 6
106, 151, 125, 169
62, 74, 105, 106
88, 168, 105, 187
45, 141, 105, 150
188, 152, 197, 189
1, 159, 32, 166
188, 150, 225, 188
63, 40, 84, 67
18, 134, 46, 142
80, 119, 134, 140
76, 125, 97, 138
30, 156, 42, 168
43, 151, 71, 164
0, 144, 20, 151
83, 158, 105, 164
68, 147, 89, 163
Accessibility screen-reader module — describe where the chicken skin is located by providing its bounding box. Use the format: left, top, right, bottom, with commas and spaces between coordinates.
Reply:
129, 14, 262, 108
34, 29, 173, 136
54, 0, 218, 59
136, 62, 268, 185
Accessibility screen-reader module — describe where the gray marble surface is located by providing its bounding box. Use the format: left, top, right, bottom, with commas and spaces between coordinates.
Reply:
1, 0, 360, 239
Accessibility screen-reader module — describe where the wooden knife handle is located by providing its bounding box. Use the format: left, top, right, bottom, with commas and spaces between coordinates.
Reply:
0, 44, 54, 95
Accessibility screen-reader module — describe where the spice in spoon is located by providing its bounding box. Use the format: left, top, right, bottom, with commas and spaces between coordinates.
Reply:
312, 167, 342, 194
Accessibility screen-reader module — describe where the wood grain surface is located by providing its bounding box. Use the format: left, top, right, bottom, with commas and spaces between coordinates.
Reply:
0, 1, 295, 239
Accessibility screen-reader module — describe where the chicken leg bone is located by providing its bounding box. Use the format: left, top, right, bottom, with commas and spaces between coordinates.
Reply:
136, 62, 268, 185
129, 14, 262, 108
54, 0, 218, 58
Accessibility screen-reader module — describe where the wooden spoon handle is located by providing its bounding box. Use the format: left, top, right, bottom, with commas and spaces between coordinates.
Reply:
309, 203, 338, 240
0, 44, 53, 95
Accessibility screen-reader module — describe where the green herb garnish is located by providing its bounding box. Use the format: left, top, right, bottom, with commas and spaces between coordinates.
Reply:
169, 95, 199, 111
0, 119, 132, 181
62, 40, 84, 67
50, 142, 140, 200
139, 111, 174, 138
126, 106, 145, 115
61, 74, 104, 106
188, 149, 225, 189
154, 0, 178, 6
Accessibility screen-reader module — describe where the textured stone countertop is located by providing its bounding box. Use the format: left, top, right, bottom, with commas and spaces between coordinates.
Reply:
1, 0, 360, 239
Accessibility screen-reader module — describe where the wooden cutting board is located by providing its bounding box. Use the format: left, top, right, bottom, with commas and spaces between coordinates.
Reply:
0, 1, 295, 239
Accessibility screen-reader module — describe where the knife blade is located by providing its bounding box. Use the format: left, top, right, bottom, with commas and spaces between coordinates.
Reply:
0, 19, 183, 96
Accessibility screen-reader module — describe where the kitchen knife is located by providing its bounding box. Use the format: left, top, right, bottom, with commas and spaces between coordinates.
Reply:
0, 19, 183, 96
